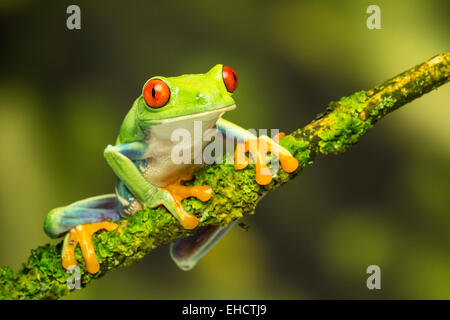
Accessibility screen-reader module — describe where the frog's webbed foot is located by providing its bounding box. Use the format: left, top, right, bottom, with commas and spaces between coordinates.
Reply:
234, 132, 299, 185
62, 222, 118, 274
153, 173, 213, 230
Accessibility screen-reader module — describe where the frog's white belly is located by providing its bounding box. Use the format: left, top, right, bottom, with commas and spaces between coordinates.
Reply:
141, 110, 225, 187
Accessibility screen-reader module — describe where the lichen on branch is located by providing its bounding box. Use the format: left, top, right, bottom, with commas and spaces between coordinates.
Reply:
0, 53, 448, 300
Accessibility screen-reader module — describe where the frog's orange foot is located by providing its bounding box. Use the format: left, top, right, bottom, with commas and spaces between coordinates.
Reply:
62, 221, 118, 274
234, 133, 299, 186
163, 175, 213, 230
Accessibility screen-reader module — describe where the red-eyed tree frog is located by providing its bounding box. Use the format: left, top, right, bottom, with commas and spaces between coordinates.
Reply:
43, 65, 299, 274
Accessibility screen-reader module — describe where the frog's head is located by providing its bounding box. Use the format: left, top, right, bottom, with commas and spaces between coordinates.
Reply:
136, 64, 238, 126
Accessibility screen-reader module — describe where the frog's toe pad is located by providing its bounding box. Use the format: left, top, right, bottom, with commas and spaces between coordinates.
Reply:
181, 215, 199, 230
279, 154, 299, 173
190, 186, 213, 202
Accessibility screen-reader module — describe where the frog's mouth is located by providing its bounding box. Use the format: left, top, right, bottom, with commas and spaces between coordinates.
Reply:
151, 104, 236, 124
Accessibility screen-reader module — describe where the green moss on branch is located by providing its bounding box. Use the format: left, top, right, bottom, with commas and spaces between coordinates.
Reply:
1, 53, 448, 300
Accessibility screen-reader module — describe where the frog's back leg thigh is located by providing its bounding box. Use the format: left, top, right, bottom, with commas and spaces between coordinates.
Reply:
44, 194, 120, 239
170, 221, 236, 271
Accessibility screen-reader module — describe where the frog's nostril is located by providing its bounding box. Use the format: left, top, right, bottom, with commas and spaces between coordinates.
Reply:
196, 93, 208, 105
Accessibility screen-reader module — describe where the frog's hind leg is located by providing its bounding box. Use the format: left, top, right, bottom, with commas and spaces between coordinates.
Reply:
44, 194, 120, 238
44, 194, 120, 273
170, 221, 236, 271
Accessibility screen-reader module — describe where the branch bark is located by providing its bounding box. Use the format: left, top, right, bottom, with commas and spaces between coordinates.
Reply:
1, 54, 448, 300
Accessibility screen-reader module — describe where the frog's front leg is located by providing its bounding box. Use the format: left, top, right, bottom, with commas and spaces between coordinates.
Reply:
217, 118, 299, 185
104, 142, 211, 229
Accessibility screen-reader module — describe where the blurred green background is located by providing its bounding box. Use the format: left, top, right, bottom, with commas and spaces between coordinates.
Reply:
0, 0, 449, 299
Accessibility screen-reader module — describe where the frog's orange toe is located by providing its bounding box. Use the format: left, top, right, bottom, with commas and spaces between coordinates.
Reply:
85, 256, 100, 274
62, 234, 78, 271
255, 165, 273, 185
181, 215, 199, 230
234, 142, 250, 170
165, 180, 214, 204
193, 186, 213, 202
255, 174, 272, 186
280, 156, 299, 173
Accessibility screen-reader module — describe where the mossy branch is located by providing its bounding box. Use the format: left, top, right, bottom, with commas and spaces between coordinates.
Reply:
1, 54, 448, 300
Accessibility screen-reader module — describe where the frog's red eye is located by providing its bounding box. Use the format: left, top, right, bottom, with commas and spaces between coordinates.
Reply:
143, 79, 170, 108
222, 66, 238, 93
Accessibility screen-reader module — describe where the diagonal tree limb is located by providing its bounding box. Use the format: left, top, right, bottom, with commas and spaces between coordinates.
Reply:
0, 53, 448, 300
